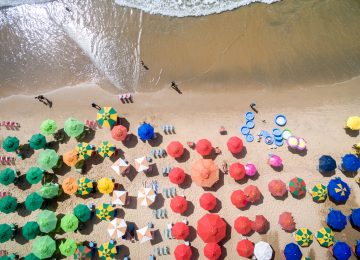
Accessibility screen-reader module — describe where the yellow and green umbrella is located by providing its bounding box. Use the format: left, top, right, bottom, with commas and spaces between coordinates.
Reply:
315, 227, 334, 247
96, 107, 118, 128
77, 178, 93, 196
98, 242, 117, 260
311, 184, 327, 202
96, 204, 115, 221
294, 228, 313, 247
97, 141, 116, 158
76, 143, 93, 160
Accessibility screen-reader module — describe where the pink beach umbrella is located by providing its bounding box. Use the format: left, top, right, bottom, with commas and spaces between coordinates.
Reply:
268, 154, 283, 168
245, 163, 257, 177
297, 138, 307, 151
287, 136, 299, 149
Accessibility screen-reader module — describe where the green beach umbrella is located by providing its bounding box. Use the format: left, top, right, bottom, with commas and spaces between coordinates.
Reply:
22, 221, 40, 240
76, 142, 93, 160
0, 196, 17, 214
37, 182, 60, 199
25, 167, 44, 185
0, 168, 16, 186
59, 238, 77, 257
37, 149, 59, 171
96, 107, 118, 128
0, 224, 14, 243
73, 204, 91, 222
2, 136, 19, 152
25, 192, 44, 211
32, 235, 56, 259
36, 210, 57, 233
60, 213, 79, 233
40, 119, 57, 136
288, 177, 306, 197
24, 253, 40, 260
64, 118, 84, 138
29, 134, 47, 150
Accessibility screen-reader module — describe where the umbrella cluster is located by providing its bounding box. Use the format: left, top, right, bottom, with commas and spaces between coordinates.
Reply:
286, 136, 307, 151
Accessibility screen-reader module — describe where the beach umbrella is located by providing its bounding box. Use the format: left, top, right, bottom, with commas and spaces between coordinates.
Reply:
108, 218, 127, 239
279, 212, 296, 232
230, 189, 248, 209
268, 154, 282, 168
341, 154, 360, 172
40, 119, 57, 136
97, 141, 116, 158
97, 177, 114, 194
296, 137, 307, 150
197, 214, 226, 243
355, 241, 360, 258
315, 227, 334, 247
111, 158, 129, 176
332, 241, 352, 260
204, 243, 221, 260
60, 214, 79, 233
169, 167, 186, 185
76, 142, 93, 160
245, 163, 257, 176
74, 246, 92, 260
234, 216, 252, 235
172, 222, 189, 240
24, 253, 40, 260
2, 136, 19, 152
318, 155, 336, 173
59, 238, 77, 257
167, 141, 184, 158
237, 239, 254, 258
63, 149, 79, 167
96, 106, 118, 128
37, 182, 60, 199
311, 184, 327, 202
284, 243, 302, 260
349, 208, 360, 229
327, 208, 347, 231
37, 210, 57, 233
170, 196, 188, 214
0, 168, 16, 186
288, 177, 306, 197
227, 136, 243, 154
136, 226, 153, 243
137, 123, 154, 141
191, 159, 219, 187
268, 179, 287, 197
64, 117, 84, 138
111, 125, 128, 141
62, 177, 78, 195
37, 149, 59, 171
25, 167, 44, 185
174, 244, 192, 260
137, 187, 156, 207
96, 203, 115, 221
327, 177, 350, 203
0, 224, 14, 243
196, 139, 213, 156
73, 204, 91, 222
244, 185, 261, 203
346, 116, 360, 130
229, 162, 246, 181
22, 221, 40, 240
32, 235, 56, 259
254, 241, 273, 260
134, 156, 149, 173
25, 192, 44, 211
112, 190, 128, 206
77, 177, 93, 195
0, 195, 17, 214
98, 242, 117, 259
199, 193, 217, 211
287, 136, 299, 149
252, 215, 269, 234
29, 134, 47, 150
294, 228, 313, 247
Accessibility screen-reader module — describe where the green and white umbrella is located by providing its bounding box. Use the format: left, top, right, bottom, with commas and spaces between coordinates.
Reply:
64, 118, 84, 138
32, 235, 56, 259
36, 210, 57, 233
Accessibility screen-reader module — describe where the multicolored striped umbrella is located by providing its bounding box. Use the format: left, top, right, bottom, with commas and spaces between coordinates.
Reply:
311, 184, 327, 202
107, 218, 127, 239
96, 204, 115, 221
98, 242, 117, 259
74, 245, 92, 260
77, 177, 93, 195
96, 107, 118, 128
315, 227, 334, 247
97, 141, 116, 158
76, 143, 93, 160
294, 228, 313, 247
288, 177, 306, 197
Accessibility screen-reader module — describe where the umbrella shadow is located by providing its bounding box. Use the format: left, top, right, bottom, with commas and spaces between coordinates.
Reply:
272, 191, 289, 201
115, 208, 125, 218
319, 169, 336, 177
57, 192, 70, 202
57, 129, 70, 144
124, 165, 137, 182
232, 146, 247, 159
219, 221, 232, 246
203, 171, 224, 192
53, 163, 71, 176
146, 164, 160, 177
117, 244, 130, 259
77, 128, 96, 143
124, 195, 137, 210
209, 199, 222, 213
182, 201, 195, 217
44, 199, 59, 211
287, 147, 308, 157
79, 221, 94, 235
148, 133, 163, 147
270, 165, 284, 172
342, 170, 358, 178
123, 134, 138, 149
14, 227, 28, 245
19, 144, 34, 159
17, 203, 31, 217
187, 225, 197, 242
119, 117, 130, 130
46, 140, 59, 151
150, 229, 163, 245
179, 174, 192, 190
252, 194, 264, 206
149, 193, 165, 210
110, 149, 123, 163
176, 148, 191, 163
15, 175, 31, 191
344, 128, 359, 137
218, 246, 228, 260
89, 154, 105, 166
190, 246, 200, 260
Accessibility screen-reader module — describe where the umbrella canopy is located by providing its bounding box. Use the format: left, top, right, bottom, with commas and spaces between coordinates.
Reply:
64, 117, 84, 138
167, 141, 184, 158
96, 203, 115, 221
37, 149, 59, 171
97, 177, 114, 194
96, 107, 118, 128
0, 168, 16, 186
268, 179, 287, 197
327, 208, 347, 231
32, 236, 56, 259
37, 210, 57, 233
62, 177, 78, 195
74, 246, 92, 260
169, 167, 186, 185
108, 218, 127, 239
252, 215, 269, 234
229, 162, 246, 181
197, 214, 226, 243
25, 167, 44, 185
237, 239, 254, 258
318, 155, 337, 173
98, 242, 117, 259
288, 177, 306, 197
112, 190, 128, 206
134, 156, 149, 173
22, 221, 40, 240
268, 154, 283, 167
77, 177, 93, 195
230, 189, 248, 209
37, 182, 60, 199
350, 208, 360, 229
136, 226, 153, 243
199, 193, 217, 211
170, 196, 188, 214
341, 154, 360, 172
204, 243, 221, 260
137, 123, 154, 141
174, 244, 192, 260
355, 241, 360, 258
40, 119, 57, 135
25, 192, 44, 211
59, 238, 77, 257
245, 163, 257, 176
0, 195, 17, 214
29, 134, 47, 150
137, 187, 156, 207
227, 136, 243, 154
315, 227, 334, 247
60, 214, 79, 233
327, 178, 350, 203
76, 142, 93, 160
111, 158, 129, 176
24, 253, 40, 260
73, 204, 92, 222
279, 212, 296, 232
311, 184, 327, 202
111, 125, 128, 141
346, 116, 360, 130
98, 141, 116, 158
333, 241, 352, 260
196, 139, 213, 156
63, 149, 79, 167
2, 136, 19, 152
0, 224, 13, 243
254, 241, 273, 260
234, 216, 252, 235
294, 228, 313, 247
172, 222, 190, 240
284, 243, 302, 260
191, 159, 219, 187
244, 185, 261, 203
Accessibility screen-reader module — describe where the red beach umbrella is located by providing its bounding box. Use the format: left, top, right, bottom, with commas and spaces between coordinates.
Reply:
278, 212, 296, 232
170, 196, 188, 214
231, 190, 248, 209
199, 193, 217, 211
204, 243, 222, 260
234, 216, 253, 235
197, 214, 226, 243
251, 215, 269, 233
227, 136, 243, 154
244, 185, 262, 203
174, 244, 192, 260
167, 141, 184, 158
237, 239, 254, 258
268, 179, 287, 197
169, 167, 186, 185
111, 125, 128, 141
196, 139, 213, 156
172, 222, 190, 240
229, 163, 246, 181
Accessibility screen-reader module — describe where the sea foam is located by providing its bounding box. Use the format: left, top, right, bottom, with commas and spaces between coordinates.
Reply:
0, 0, 51, 8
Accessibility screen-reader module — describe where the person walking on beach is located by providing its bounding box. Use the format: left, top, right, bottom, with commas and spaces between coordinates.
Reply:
170, 81, 182, 94
35, 95, 52, 108
91, 103, 101, 110
140, 60, 149, 70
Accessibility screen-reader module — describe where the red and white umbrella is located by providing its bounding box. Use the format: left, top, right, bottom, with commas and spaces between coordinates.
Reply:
111, 158, 129, 176
137, 187, 156, 207
112, 190, 128, 206
107, 218, 127, 239
136, 226, 153, 243
134, 157, 149, 173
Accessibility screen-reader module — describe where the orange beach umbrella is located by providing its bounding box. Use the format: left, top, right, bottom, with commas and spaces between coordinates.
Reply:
111, 125, 128, 141
62, 177, 78, 195
191, 159, 219, 188
63, 149, 79, 167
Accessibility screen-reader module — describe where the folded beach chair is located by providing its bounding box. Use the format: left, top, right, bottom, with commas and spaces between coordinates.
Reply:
156, 209, 162, 219
170, 187, 176, 197
160, 209, 167, 218
164, 228, 169, 239
152, 210, 157, 219
153, 247, 160, 256
163, 246, 169, 255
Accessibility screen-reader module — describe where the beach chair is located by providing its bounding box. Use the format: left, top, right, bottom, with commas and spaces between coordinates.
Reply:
184, 241, 190, 246
160, 209, 166, 219
163, 247, 169, 255
170, 187, 176, 197
156, 209, 162, 219
149, 255, 155, 260
153, 247, 160, 256
182, 218, 189, 225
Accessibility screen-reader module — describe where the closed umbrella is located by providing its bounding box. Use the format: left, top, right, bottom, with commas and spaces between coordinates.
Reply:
32, 236, 56, 259
98, 242, 117, 259
341, 154, 360, 172
137, 123, 154, 141
315, 227, 334, 247
327, 208, 347, 231
229, 163, 246, 181
64, 118, 84, 138
96, 107, 118, 128
327, 177, 350, 203
77, 177, 93, 195
252, 215, 269, 234
98, 141, 116, 158
73, 204, 91, 222
294, 228, 313, 247
62, 177, 78, 195
227, 136, 243, 154
230, 190, 248, 209
196, 139, 212, 156
254, 241, 273, 260
0, 168, 16, 186
237, 239, 254, 258
0, 195, 17, 214
191, 159, 219, 187
37, 149, 59, 171
26, 167, 44, 185
167, 141, 184, 158
59, 238, 77, 257
288, 177, 306, 197
346, 116, 360, 130
349, 208, 360, 229
134, 156, 149, 173
96, 203, 115, 221
37, 182, 60, 199
169, 167, 186, 185
22, 221, 40, 240
0, 224, 14, 243
63, 149, 79, 167
332, 241, 352, 260
204, 243, 221, 260
29, 134, 47, 150
244, 185, 261, 203
24, 253, 40, 260
172, 222, 189, 240
136, 226, 153, 243
25, 192, 44, 211
137, 187, 156, 207
76, 143, 93, 160
279, 212, 296, 232
199, 193, 217, 211
74, 246, 92, 260
36, 210, 57, 233
111, 125, 128, 141
234, 216, 252, 235
174, 244, 192, 260
112, 190, 127, 206
170, 196, 188, 214
268, 179, 287, 197
97, 177, 114, 194
60, 214, 79, 233
197, 214, 226, 243
2, 136, 19, 152
107, 218, 127, 239
318, 155, 336, 173
311, 184, 327, 202
40, 119, 57, 135
284, 243, 302, 260
111, 158, 129, 176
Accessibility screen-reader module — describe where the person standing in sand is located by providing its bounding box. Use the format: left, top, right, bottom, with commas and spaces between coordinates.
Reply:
91, 103, 101, 110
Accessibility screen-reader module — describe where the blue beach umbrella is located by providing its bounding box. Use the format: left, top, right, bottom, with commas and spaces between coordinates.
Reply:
355, 240, 360, 258
137, 123, 154, 141
327, 209, 347, 231
327, 178, 350, 204
318, 155, 336, 173
332, 241, 351, 260
284, 243, 302, 260
341, 154, 360, 172
349, 208, 360, 229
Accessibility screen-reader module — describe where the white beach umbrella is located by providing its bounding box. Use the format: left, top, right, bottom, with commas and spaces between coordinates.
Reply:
134, 156, 149, 173
136, 226, 153, 243
112, 190, 128, 206
107, 218, 127, 239
111, 158, 129, 176
254, 241, 273, 260
137, 187, 156, 207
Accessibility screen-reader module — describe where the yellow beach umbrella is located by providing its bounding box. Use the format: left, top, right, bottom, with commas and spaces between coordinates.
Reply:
77, 177, 93, 196
96, 204, 115, 221
294, 228, 313, 247
96, 107, 118, 129
98, 141, 116, 158
346, 116, 360, 130
97, 177, 114, 194
76, 143, 93, 160
98, 242, 117, 259
310, 184, 327, 202
315, 227, 334, 247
